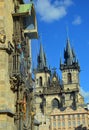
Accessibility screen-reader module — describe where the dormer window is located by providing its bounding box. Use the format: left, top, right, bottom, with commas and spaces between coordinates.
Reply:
68, 73, 72, 83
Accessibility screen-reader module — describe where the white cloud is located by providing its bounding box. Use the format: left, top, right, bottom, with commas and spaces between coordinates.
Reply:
80, 87, 89, 103
35, 0, 73, 22
72, 16, 82, 25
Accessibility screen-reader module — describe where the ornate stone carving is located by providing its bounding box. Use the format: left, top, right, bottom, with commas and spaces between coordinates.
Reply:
0, 30, 6, 44
10, 76, 18, 92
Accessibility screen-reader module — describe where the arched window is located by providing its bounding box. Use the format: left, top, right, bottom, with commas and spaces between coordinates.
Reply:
68, 73, 72, 83
52, 98, 59, 109
39, 76, 42, 86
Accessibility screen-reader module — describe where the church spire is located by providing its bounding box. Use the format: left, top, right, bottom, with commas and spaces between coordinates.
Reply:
37, 43, 47, 70
60, 37, 80, 72
64, 38, 74, 65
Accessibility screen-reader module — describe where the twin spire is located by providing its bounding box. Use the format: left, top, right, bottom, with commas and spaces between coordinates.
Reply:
37, 38, 79, 71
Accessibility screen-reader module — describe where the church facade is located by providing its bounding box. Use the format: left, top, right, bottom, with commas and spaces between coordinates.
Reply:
34, 39, 88, 130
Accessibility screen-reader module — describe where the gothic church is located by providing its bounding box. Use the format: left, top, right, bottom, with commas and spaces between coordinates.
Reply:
34, 38, 85, 130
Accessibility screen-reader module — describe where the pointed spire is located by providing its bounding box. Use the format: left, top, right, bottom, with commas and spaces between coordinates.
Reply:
37, 43, 47, 70
60, 36, 80, 71
64, 38, 74, 65
66, 38, 72, 57
66, 38, 71, 50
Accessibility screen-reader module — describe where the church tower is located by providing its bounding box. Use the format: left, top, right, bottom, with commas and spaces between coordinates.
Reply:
34, 43, 51, 115
35, 43, 50, 93
60, 38, 84, 107
60, 38, 80, 91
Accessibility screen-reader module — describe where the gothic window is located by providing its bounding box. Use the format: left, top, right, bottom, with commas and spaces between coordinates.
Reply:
39, 76, 42, 86
52, 98, 59, 109
67, 73, 72, 83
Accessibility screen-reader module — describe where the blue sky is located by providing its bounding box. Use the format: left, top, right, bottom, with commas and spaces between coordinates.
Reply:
24, 0, 89, 103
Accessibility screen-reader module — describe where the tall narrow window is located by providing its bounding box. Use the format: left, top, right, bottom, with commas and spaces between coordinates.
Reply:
68, 121, 71, 127
39, 77, 42, 86
53, 122, 56, 127
62, 121, 65, 127
58, 122, 60, 128
68, 73, 72, 83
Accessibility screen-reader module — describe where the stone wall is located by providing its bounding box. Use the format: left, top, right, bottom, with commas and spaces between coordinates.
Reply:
0, 0, 16, 130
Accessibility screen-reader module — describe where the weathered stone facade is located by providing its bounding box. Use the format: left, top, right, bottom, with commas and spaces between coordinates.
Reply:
0, 1, 15, 129
0, 0, 38, 130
